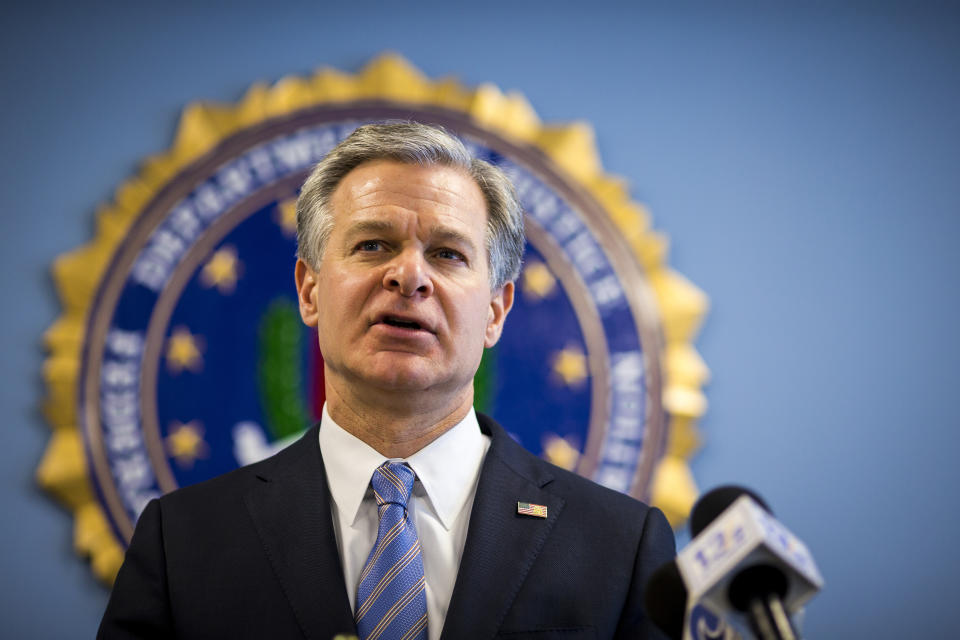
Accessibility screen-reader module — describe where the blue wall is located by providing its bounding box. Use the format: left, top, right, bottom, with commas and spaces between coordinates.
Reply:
2, 1, 958, 637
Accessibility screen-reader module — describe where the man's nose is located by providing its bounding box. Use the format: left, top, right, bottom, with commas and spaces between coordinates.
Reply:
383, 250, 433, 297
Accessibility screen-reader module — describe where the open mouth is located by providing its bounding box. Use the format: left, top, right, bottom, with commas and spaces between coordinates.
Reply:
381, 316, 425, 331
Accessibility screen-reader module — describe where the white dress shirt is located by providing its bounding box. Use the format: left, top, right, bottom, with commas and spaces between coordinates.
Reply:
319, 404, 491, 640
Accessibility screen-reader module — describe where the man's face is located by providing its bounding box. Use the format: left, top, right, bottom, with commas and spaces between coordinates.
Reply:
295, 159, 514, 400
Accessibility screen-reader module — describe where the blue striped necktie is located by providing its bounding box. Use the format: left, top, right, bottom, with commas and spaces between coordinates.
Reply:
355, 462, 428, 640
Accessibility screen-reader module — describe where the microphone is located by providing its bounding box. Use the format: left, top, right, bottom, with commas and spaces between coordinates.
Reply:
677, 486, 823, 640
644, 560, 688, 640
689, 486, 770, 537
646, 558, 745, 640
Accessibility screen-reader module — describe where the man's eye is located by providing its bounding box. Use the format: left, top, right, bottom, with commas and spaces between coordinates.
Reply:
435, 248, 466, 262
355, 240, 383, 252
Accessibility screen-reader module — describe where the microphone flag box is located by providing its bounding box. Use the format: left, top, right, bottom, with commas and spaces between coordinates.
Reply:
676, 495, 824, 617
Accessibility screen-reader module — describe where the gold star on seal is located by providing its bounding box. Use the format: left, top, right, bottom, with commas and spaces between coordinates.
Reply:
166, 421, 208, 467
522, 261, 557, 300
276, 198, 298, 237
165, 327, 204, 374
200, 246, 241, 294
542, 433, 580, 471
552, 346, 588, 387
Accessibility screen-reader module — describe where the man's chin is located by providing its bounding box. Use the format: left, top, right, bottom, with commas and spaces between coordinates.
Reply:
354, 361, 440, 393
334, 351, 476, 399
354, 364, 469, 399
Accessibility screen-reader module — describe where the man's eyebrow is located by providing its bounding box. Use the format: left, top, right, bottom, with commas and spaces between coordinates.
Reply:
428, 226, 476, 249
343, 219, 395, 235
344, 219, 477, 249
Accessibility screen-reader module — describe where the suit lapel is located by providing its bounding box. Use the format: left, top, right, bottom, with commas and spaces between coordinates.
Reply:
440, 415, 565, 640
243, 426, 356, 640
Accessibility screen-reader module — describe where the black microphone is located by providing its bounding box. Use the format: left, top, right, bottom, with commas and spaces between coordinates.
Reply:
689, 485, 770, 537
644, 560, 688, 640
678, 486, 823, 640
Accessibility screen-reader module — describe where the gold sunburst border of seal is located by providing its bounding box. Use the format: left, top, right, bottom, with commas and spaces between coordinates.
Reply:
38, 53, 709, 584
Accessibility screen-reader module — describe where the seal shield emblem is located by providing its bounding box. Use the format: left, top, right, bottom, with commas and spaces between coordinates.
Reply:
39, 55, 708, 582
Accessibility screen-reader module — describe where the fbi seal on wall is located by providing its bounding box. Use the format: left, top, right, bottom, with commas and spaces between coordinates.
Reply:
39, 55, 708, 582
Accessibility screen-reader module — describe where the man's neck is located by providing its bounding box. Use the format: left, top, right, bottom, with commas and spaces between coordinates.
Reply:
323, 378, 474, 459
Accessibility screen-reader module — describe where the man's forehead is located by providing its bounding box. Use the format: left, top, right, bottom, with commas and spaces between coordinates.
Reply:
334, 160, 484, 210
330, 161, 488, 235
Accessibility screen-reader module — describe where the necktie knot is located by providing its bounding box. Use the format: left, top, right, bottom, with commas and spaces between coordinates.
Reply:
371, 462, 415, 509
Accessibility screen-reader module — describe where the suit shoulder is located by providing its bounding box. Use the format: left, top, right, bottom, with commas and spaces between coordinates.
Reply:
540, 453, 653, 514
481, 413, 655, 517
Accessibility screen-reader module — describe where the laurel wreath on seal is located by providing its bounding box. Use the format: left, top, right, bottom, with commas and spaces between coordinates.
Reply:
38, 53, 709, 583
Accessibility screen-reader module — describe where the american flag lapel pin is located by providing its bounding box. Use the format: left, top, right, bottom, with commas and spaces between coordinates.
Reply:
517, 501, 548, 518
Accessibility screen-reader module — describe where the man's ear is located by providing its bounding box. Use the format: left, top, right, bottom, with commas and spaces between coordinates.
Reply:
294, 258, 320, 327
484, 281, 515, 348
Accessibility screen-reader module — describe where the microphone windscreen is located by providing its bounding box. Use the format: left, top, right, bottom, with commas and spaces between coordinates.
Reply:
644, 560, 688, 640
690, 485, 772, 537
727, 564, 790, 611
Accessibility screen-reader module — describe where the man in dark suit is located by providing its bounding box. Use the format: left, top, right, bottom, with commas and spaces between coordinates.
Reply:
99, 123, 675, 639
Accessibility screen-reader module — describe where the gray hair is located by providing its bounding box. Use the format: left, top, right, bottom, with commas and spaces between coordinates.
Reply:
296, 122, 525, 290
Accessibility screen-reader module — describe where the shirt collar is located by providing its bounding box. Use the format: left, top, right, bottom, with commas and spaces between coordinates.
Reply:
319, 404, 488, 531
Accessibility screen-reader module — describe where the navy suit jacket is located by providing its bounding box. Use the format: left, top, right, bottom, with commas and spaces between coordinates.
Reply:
99, 414, 675, 639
